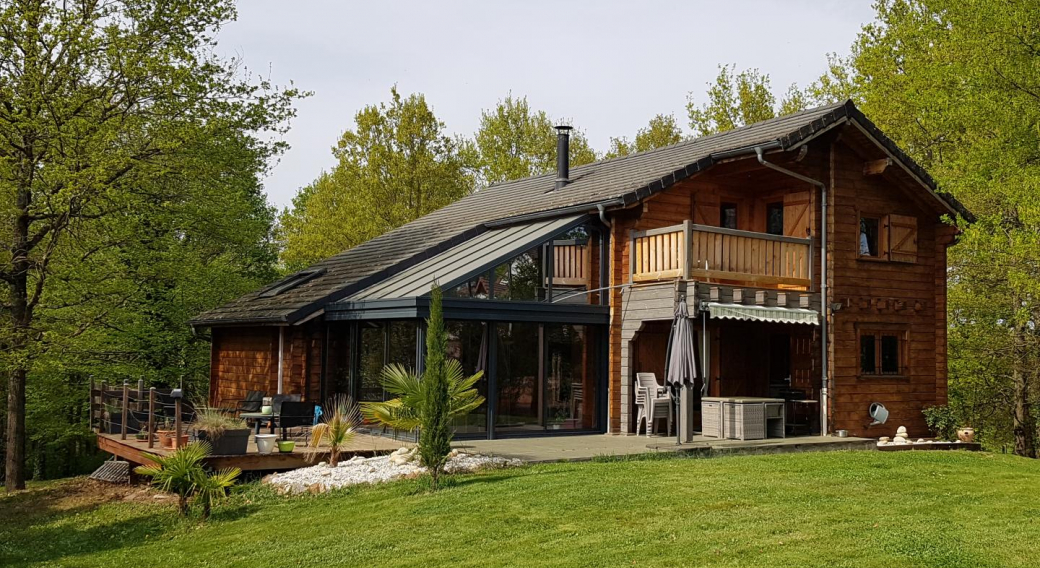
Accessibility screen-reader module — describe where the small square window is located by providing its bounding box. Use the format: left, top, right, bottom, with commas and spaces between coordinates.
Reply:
766, 202, 784, 236
860, 217, 879, 257
721, 203, 738, 230
859, 327, 906, 376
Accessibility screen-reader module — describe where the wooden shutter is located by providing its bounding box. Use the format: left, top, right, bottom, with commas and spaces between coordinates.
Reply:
885, 214, 918, 263
693, 192, 720, 226
783, 191, 811, 238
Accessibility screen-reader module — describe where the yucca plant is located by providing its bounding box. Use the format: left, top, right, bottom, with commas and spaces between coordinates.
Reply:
309, 394, 361, 467
134, 441, 240, 518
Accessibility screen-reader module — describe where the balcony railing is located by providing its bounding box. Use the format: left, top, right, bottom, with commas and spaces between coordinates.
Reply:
630, 221, 813, 290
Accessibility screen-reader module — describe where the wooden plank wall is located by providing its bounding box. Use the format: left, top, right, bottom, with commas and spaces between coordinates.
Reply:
209, 323, 324, 408
828, 140, 947, 437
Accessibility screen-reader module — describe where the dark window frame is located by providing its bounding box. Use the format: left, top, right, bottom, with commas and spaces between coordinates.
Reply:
766, 201, 784, 236
857, 324, 908, 377
859, 215, 881, 259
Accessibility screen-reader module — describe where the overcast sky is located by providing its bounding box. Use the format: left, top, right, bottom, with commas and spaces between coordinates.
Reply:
217, 0, 876, 209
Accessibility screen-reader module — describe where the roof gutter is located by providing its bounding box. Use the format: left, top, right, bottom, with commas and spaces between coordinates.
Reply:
709, 140, 782, 162
753, 145, 831, 438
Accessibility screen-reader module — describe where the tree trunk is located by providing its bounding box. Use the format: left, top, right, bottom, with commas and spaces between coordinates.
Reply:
1012, 366, 1037, 458
4, 368, 27, 490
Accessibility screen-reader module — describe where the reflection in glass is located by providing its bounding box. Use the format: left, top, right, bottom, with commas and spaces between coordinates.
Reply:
358, 322, 385, 403
446, 320, 488, 434
495, 322, 542, 432
546, 324, 598, 430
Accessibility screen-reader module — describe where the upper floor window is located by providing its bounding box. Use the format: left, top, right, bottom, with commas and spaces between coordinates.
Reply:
859, 217, 880, 257
766, 202, 784, 236
720, 203, 738, 230
859, 214, 918, 263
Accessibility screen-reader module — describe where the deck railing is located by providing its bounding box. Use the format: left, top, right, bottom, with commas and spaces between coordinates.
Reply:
630, 221, 813, 289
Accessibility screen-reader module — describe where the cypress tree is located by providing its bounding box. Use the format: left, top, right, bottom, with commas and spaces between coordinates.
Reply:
419, 284, 452, 488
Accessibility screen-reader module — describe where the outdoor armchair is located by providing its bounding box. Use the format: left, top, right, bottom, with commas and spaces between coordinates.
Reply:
634, 372, 672, 437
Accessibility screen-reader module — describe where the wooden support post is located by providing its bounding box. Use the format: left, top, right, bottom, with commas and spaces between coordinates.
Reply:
733, 289, 744, 304
682, 220, 692, 280
121, 381, 129, 440
100, 380, 108, 433
755, 290, 767, 305
777, 292, 788, 307
147, 387, 156, 449
137, 379, 144, 412
628, 230, 636, 283
89, 376, 95, 432
174, 398, 183, 449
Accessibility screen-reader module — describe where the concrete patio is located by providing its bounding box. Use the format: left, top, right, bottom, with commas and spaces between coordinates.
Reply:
453, 433, 876, 463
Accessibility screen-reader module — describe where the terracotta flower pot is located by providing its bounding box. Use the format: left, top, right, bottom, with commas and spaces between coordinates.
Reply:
957, 427, 975, 443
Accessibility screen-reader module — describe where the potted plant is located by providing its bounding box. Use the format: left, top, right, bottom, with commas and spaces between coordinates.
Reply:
956, 425, 976, 443
194, 407, 250, 455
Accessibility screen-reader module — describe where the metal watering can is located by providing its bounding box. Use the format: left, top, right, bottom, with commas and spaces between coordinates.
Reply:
869, 402, 889, 426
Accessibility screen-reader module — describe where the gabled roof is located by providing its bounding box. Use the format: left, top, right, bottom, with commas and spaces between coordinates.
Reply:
191, 100, 970, 327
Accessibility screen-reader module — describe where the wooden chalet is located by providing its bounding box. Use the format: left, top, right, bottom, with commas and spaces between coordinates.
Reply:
189, 101, 971, 441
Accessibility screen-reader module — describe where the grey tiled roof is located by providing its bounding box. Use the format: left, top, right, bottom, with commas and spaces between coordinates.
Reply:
191, 100, 969, 326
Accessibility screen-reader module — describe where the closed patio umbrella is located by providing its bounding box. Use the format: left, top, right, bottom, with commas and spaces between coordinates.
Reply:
665, 296, 698, 444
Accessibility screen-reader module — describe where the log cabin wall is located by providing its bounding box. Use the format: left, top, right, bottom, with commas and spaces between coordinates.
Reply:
607, 149, 828, 433
208, 322, 324, 408
827, 137, 948, 438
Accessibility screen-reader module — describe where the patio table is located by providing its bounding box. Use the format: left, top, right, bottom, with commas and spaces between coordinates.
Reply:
240, 411, 278, 435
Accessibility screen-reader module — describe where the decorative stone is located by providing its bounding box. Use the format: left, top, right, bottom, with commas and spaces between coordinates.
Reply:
896, 426, 908, 436
878, 437, 890, 443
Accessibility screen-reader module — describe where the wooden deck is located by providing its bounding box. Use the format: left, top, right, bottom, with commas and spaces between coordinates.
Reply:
97, 432, 409, 471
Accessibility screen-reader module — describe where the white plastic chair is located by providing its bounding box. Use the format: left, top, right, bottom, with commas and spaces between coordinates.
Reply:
634, 372, 672, 437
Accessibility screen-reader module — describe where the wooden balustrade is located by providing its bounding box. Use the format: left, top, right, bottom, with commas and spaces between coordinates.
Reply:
630, 222, 813, 290
552, 240, 589, 286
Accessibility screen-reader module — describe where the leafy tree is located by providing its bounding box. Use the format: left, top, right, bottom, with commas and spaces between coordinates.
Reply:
687, 64, 822, 136
606, 114, 685, 158
278, 88, 471, 270
468, 94, 597, 186
850, 0, 1040, 456
0, 0, 298, 490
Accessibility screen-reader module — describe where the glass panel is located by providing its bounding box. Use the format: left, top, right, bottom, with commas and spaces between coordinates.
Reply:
445, 275, 489, 299
767, 202, 784, 235
510, 249, 541, 301
860, 334, 876, 374
880, 334, 900, 374
546, 324, 598, 430
325, 322, 352, 399
495, 322, 542, 432
721, 203, 738, 229
446, 320, 488, 435
492, 262, 510, 299
358, 323, 385, 403
387, 321, 418, 371
860, 217, 879, 257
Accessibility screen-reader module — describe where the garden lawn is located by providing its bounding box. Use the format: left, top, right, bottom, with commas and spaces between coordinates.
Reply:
2, 451, 1038, 568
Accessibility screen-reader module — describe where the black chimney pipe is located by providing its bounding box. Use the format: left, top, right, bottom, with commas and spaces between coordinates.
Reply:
555, 125, 572, 190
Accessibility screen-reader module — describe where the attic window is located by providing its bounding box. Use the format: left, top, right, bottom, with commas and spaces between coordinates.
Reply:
258, 269, 326, 297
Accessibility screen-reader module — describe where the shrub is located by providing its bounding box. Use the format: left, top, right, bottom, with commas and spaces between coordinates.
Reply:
922, 405, 959, 441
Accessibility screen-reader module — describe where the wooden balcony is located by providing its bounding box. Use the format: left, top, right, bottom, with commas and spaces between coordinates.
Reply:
630, 221, 813, 290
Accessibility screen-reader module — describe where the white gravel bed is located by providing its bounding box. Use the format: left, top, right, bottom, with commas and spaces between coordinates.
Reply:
264, 447, 523, 495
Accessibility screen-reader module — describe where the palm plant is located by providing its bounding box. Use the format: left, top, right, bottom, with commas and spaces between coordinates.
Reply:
360, 361, 485, 432
193, 466, 242, 519
134, 441, 239, 517
309, 394, 361, 467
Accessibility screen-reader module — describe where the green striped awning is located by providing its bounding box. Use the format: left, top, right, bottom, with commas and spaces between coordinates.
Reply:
706, 302, 819, 325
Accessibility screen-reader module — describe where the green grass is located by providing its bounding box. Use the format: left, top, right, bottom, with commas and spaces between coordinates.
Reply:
2, 451, 1038, 567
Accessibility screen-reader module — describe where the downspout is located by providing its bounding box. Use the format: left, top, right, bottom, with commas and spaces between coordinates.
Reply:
754, 146, 830, 437
277, 327, 285, 395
